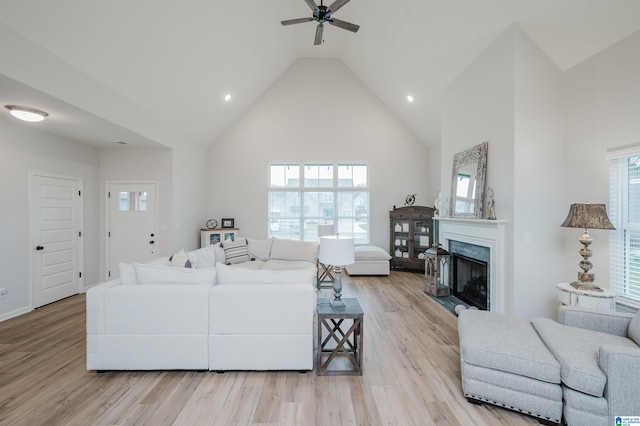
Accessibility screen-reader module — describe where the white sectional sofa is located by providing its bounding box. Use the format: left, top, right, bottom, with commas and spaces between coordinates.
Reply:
86, 238, 318, 372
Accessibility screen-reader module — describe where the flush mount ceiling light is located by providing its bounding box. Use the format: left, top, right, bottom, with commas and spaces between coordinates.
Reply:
4, 105, 49, 122
407, 95, 414, 103
224, 94, 231, 102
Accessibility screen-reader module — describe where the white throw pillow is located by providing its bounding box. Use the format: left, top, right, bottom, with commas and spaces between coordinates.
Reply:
186, 244, 216, 268
270, 238, 319, 263
216, 262, 315, 286
247, 238, 274, 261
119, 262, 137, 285
170, 249, 192, 268
213, 243, 225, 265
133, 263, 217, 285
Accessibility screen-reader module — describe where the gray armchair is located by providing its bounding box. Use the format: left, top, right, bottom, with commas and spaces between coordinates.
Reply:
458, 306, 640, 426
532, 306, 640, 426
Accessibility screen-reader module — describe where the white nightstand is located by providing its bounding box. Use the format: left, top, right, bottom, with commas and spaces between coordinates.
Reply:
556, 282, 616, 311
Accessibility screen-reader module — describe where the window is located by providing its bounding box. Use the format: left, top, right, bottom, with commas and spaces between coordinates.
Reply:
118, 191, 147, 211
268, 163, 369, 243
609, 147, 640, 304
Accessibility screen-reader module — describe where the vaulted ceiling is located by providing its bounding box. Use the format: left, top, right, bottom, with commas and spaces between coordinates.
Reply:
1, 0, 640, 148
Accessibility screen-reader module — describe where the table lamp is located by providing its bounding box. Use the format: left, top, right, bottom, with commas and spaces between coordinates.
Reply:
319, 235, 355, 307
561, 202, 615, 291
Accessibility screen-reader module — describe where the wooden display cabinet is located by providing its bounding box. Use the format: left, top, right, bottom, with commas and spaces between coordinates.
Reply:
389, 206, 435, 271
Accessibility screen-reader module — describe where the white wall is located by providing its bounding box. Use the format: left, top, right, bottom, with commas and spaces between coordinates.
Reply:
0, 119, 99, 321
512, 28, 565, 319
563, 29, 640, 288
208, 58, 432, 249
441, 25, 565, 318
98, 147, 173, 280
172, 142, 208, 251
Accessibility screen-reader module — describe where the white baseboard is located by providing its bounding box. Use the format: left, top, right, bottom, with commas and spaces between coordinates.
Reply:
0, 306, 32, 323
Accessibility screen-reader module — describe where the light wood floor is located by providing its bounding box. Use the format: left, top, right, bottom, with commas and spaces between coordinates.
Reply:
0, 271, 539, 425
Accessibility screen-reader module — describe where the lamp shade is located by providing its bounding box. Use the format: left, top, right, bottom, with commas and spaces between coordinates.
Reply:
319, 236, 355, 266
561, 203, 615, 230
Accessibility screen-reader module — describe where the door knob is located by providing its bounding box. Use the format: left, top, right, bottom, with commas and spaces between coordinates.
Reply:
149, 240, 155, 244
35, 245, 44, 251
150, 233, 155, 237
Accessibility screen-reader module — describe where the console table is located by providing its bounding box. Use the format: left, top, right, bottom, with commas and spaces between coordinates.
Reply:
556, 282, 616, 311
317, 298, 364, 376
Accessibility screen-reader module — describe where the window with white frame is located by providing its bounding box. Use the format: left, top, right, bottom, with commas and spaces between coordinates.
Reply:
608, 146, 640, 304
268, 163, 369, 243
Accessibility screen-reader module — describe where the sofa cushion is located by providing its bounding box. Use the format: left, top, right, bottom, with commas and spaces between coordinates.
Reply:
247, 238, 274, 261
261, 259, 317, 271
220, 239, 252, 265
270, 238, 318, 264
532, 317, 639, 397
216, 262, 315, 285
629, 313, 640, 345
354, 245, 391, 260
228, 259, 265, 270
458, 310, 560, 384
186, 244, 216, 268
133, 263, 217, 285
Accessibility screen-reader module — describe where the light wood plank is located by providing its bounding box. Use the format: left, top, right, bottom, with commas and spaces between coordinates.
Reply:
0, 271, 540, 425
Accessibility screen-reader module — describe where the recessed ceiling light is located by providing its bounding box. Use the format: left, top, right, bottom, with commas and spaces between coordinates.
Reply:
224, 94, 231, 102
407, 95, 414, 103
4, 104, 49, 122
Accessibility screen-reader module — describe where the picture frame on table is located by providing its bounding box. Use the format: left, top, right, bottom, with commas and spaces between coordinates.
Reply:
221, 218, 235, 228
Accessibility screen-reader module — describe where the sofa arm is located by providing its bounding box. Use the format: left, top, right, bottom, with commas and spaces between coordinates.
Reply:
599, 344, 640, 418
558, 306, 634, 337
86, 279, 121, 334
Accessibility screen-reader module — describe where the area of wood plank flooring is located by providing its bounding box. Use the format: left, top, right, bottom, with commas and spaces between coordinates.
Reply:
0, 271, 538, 425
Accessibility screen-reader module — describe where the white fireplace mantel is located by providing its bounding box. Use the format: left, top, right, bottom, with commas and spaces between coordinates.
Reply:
435, 217, 508, 313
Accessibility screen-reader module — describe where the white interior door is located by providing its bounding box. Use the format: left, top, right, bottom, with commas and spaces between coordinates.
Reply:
108, 182, 157, 279
30, 174, 83, 308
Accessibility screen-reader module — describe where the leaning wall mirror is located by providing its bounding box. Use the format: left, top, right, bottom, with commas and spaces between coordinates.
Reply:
449, 142, 488, 218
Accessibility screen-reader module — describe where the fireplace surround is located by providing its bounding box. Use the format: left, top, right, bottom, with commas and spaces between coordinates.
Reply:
436, 218, 507, 313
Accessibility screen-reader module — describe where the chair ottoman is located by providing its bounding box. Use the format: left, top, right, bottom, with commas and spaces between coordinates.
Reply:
345, 245, 390, 276
458, 309, 563, 425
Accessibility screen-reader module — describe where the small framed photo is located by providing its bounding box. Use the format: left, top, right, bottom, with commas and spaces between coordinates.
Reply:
221, 218, 235, 228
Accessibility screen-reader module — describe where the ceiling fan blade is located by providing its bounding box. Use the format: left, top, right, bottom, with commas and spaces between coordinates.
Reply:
328, 18, 359, 33
327, 0, 350, 14
314, 23, 324, 45
281, 17, 315, 26
304, 0, 318, 11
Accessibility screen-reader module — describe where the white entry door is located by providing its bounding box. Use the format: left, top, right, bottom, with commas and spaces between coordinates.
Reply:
30, 174, 83, 308
107, 182, 157, 279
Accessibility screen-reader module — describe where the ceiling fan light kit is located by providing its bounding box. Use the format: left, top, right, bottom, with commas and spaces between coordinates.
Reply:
281, 0, 359, 46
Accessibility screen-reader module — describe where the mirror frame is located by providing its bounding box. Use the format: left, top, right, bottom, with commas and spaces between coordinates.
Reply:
449, 142, 488, 218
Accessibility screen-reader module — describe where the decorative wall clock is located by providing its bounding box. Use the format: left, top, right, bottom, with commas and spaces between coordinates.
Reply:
206, 219, 218, 229
405, 194, 416, 206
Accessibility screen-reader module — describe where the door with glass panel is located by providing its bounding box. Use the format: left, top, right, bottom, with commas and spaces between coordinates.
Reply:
107, 183, 157, 279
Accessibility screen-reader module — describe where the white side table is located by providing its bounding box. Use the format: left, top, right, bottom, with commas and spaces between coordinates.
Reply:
556, 282, 616, 311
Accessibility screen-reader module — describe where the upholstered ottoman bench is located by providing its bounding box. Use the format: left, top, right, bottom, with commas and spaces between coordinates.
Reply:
458, 309, 562, 425
345, 245, 391, 276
